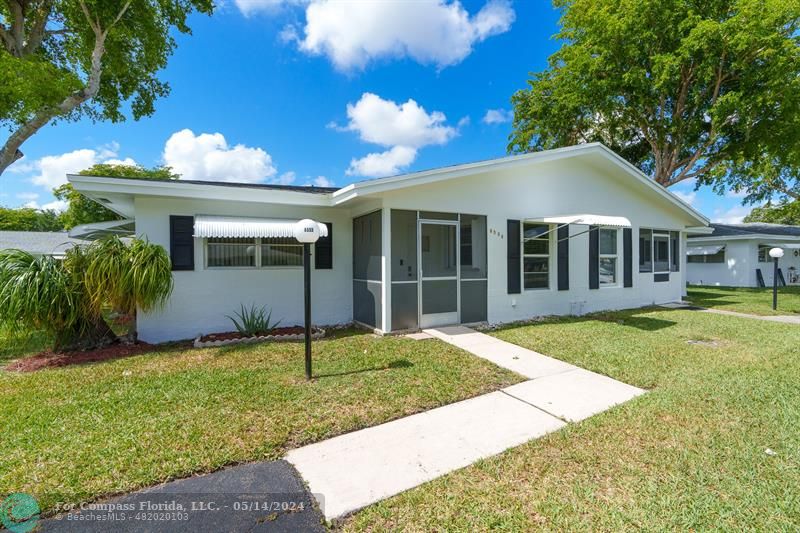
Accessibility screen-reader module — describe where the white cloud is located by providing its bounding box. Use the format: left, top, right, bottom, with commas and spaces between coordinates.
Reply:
23, 198, 68, 212
672, 190, 697, 206
338, 93, 460, 178
275, 171, 297, 185
457, 116, 471, 128
295, 0, 515, 70
163, 129, 276, 183
482, 108, 513, 124
20, 145, 136, 189
346, 146, 417, 178
713, 205, 752, 224
344, 93, 457, 148
16, 192, 39, 201
311, 176, 333, 187
234, 0, 305, 17
726, 188, 748, 199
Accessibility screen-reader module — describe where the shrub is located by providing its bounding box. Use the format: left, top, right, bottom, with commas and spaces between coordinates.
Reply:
226, 304, 281, 337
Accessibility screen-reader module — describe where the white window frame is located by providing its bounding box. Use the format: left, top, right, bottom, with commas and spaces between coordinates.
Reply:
758, 245, 771, 263
522, 223, 552, 291
204, 237, 303, 270
598, 227, 620, 287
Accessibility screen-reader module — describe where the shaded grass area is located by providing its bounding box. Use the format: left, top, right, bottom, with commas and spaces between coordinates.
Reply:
0, 329, 522, 513
687, 285, 800, 315
0, 323, 50, 366
346, 309, 800, 531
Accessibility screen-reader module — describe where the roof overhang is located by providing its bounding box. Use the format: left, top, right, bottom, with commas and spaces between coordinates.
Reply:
69, 219, 135, 240
689, 234, 800, 243
194, 215, 328, 239
767, 243, 800, 249
524, 214, 631, 228
330, 143, 709, 227
687, 244, 725, 256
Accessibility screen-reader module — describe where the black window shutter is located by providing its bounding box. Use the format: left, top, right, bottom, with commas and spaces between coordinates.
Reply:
507, 219, 521, 294
170, 215, 194, 271
623, 228, 633, 288
315, 222, 333, 269
588, 225, 599, 289
557, 224, 569, 291
670, 231, 680, 272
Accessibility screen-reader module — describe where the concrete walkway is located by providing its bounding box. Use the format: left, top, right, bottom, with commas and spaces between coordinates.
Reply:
287, 326, 644, 521
698, 307, 800, 324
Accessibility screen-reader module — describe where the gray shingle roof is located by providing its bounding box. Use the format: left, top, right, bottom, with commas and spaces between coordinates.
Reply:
690, 223, 800, 239
0, 231, 84, 256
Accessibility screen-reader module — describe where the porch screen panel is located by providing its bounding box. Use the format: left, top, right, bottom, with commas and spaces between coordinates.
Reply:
460, 214, 487, 279
353, 210, 383, 328
391, 209, 418, 330
422, 279, 458, 314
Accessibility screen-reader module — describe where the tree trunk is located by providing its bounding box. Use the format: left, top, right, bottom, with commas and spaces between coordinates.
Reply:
54, 315, 118, 353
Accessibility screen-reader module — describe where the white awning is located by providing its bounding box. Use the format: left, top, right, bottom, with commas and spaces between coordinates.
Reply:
194, 215, 328, 239
524, 214, 632, 227
686, 245, 725, 256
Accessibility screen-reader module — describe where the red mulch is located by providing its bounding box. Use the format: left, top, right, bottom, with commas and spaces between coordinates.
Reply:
198, 326, 310, 343
5, 342, 156, 373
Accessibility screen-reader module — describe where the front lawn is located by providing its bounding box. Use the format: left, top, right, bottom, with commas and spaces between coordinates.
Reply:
346, 309, 800, 531
0, 330, 521, 513
687, 285, 800, 315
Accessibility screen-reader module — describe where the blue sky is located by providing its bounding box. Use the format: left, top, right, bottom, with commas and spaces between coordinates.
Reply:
0, 0, 751, 223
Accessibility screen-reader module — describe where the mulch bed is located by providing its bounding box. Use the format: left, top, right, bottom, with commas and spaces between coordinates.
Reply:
5, 342, 155, 373
198, 326, 307, 343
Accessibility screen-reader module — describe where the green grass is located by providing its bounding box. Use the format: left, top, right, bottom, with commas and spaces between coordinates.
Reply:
687, 285, 800, 315
0, 330, 522, 514
0, 323, 50, 366
345, 309, 800, 531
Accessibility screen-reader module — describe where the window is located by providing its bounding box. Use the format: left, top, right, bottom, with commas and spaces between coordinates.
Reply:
523, 223, 550, 289
207, 238, 256, 267
206, 237, 302, 268
599, 228, 618, 285
688, 250, 725, 263
639, 229, 652, 272
653, 233, 670, 273
758, 245, 771, 263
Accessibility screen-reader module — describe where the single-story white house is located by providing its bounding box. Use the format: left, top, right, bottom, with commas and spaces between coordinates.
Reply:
687, 223, 800, 287
68, 143, 709, 343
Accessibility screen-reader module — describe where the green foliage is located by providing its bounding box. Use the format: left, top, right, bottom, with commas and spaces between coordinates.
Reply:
0, 1, 214, 127
55, 163, 179, 229
744, 201, 800, 225
0, 237, 173, 351
0, 206, 64, 231
509, 0, 800, 195
227, 304, 281, 336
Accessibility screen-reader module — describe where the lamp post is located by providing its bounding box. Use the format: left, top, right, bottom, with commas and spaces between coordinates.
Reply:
769, 247, 784, 311
294, 219, 321, 379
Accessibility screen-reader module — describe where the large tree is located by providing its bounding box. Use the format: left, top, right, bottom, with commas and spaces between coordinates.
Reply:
54, 162, 178, 228
0, 205, 63, 230
744, 201, 800, 225
509, 0, 800, 198
0, 0, 213, 176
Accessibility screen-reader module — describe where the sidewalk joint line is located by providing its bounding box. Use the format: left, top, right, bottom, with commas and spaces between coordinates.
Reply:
499, 389, 570, 424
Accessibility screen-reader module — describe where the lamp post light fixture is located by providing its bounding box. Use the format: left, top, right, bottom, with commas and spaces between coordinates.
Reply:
769, 247, 785, 311
294, 219, 321, 380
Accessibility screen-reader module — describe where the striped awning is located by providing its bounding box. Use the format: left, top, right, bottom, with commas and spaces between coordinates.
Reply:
194, 215, 328, 239
524, 214, 632, 227
686, 245, 725, 256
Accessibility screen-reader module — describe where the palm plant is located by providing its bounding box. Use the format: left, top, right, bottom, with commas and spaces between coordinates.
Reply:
0, 236, 173, 352
226, 304, 281, 337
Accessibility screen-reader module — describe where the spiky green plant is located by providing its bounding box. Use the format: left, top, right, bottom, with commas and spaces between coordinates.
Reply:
0, 237, 173, 352
226, 304, 281, 337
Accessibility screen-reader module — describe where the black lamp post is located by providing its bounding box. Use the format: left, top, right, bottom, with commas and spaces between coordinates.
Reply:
294, 220, 322, 380
769, 247, 784, 311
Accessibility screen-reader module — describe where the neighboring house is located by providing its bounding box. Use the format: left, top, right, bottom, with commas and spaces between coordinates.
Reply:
69, 143, 709, 343
0, 231, 84, 259
687, 223, 800, 287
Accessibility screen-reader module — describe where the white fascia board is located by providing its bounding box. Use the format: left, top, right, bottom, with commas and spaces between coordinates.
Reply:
688, 234, 800, 243
68, 175, 334, 207
332, 143, 710, 227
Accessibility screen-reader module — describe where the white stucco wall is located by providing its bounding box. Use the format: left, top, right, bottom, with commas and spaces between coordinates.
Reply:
687, 238, 800, 287
370, 157, 699, 329
134, 196, 353, 343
